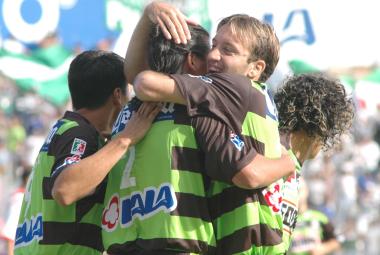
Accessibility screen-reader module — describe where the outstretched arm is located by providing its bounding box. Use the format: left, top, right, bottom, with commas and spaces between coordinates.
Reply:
52, 103, 161, 206
125, 1, 194, 84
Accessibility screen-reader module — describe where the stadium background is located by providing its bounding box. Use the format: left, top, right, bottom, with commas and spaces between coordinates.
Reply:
0, 0, 379, 254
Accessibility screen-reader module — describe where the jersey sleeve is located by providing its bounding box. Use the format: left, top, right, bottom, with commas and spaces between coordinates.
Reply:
170, 73, 252, 131
192, 116, 257, 183
50, 125, 99, 180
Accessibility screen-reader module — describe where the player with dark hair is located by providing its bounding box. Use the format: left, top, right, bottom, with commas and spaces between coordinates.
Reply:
102, 23, 215, 254
148, 24, 209, 74
15, 50, 160, 255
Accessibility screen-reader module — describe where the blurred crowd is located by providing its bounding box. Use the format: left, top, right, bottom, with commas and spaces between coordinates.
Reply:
0, 73, 63, 254
1, 37, 380, 255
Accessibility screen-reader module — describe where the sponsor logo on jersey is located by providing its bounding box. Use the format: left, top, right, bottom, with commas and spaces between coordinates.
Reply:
102, 195, 120, 232
281, 171, 300, 233
262, 183, 282, 213
230, 132, 245, 151
71, 138, 86, 155
15, 214, 43, 248
64, 154, 81, 165
102, 183, 177, 231
281, 201, 298, 232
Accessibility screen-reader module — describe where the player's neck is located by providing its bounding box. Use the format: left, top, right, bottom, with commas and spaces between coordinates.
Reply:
77, 106, 114, 138
289, 131, 315, 164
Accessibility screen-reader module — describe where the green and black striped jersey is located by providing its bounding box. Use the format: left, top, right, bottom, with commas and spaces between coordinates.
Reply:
102, 98, 215, 254
172, 73, 285, 255
15, 111, 105, 255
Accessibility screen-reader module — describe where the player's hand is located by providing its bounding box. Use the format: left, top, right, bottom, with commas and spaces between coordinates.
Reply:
145, 1, 198, 44
122, 102, 162, 145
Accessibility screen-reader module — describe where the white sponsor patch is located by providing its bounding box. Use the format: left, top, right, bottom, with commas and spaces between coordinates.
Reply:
70, 138, 87, 155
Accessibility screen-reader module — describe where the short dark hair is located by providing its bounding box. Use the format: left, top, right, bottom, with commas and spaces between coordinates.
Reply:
217, 14, 280, 82
275, 73, 354, 150
148, 24, 210, 74
68, 50, 126, 110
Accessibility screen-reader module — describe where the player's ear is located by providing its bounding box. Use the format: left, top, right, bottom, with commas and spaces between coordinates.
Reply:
247, 60, 265, 80
184, 52, 207, 75
112, 87, 124, 107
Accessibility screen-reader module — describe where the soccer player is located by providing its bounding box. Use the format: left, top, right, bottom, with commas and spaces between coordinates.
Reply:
133, 11, 290, 254
101, 4, 294, 255
102, 22, 217, 254
14, 50, 160, 255
275, 73, 354, 252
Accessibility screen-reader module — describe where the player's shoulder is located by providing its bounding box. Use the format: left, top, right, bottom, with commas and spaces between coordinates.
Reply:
61, 112, 97, 138
206, 72, 251, 85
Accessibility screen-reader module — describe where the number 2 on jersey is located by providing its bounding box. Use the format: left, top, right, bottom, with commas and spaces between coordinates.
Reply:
120, 146, 136, 189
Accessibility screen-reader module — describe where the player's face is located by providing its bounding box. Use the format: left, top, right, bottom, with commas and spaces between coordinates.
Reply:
207, 24, 252, 76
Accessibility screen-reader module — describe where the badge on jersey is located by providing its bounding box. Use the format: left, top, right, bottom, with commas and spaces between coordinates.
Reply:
230, 131, 245, 151
70, 138, 87, 155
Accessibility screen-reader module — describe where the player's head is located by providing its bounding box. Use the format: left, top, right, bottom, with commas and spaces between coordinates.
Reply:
148, 24, 210, 75
275, 73, 354, 159
208, 14, 279, 82
68, 50, 127, 110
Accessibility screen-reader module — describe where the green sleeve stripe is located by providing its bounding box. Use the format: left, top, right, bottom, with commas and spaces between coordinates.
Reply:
250, 81, 265, 94
214, 202, 282, 239
241, 112, 281, 158
56, 119, 79, 135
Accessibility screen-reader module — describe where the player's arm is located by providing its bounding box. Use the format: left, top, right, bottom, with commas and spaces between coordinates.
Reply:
232, 149, 295, 189
134, 70, 186, 104
52, 103, 161, 206
125, 1, 192, 84
193, 116, 295, 189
